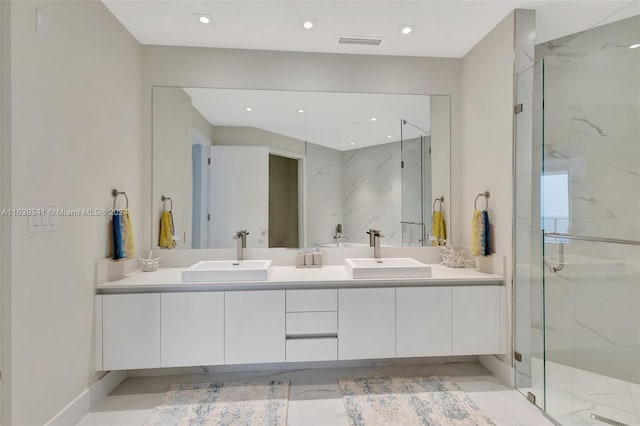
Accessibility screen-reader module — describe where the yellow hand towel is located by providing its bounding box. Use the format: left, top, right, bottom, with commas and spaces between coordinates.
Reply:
431, 211, 446, 246
159, 210, 176, 249
470, 210, 484, 256
121, 209, 135, 258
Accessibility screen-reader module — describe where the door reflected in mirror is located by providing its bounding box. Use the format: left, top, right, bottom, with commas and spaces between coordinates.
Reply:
152, 87, 451, 249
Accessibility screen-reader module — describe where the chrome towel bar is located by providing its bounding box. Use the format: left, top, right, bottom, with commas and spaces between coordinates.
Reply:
544, 232, 640, 246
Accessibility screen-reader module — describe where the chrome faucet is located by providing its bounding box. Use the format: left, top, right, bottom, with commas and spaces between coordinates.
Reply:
333, 224, 349, 247
233, 230, 249, 261
366, 229, 384, 259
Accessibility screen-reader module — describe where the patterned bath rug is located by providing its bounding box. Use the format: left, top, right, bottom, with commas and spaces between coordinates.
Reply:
339, 375, 495, 426
143, 380, 289, 426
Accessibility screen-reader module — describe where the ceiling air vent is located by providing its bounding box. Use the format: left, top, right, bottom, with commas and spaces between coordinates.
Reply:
338, 37, 382, 46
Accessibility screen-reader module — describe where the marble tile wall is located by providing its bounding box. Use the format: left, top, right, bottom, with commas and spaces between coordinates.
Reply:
306, 141, 405, 247
342, 142, 403, 246
534, 13, 640, 399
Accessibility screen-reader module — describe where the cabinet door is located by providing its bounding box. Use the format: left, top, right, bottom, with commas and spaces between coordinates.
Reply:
452, 286, 501, 355
338, 288, 395, 360
161, 292, 224, 367
225, 291, 285, 364
396, 287, 452, 357
102, 294, 160, 370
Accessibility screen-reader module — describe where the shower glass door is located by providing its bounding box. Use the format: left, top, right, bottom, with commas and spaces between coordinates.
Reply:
514, 60, 545, 410
542, 9, 640, 425
515, 5, 640, 425
400, 119, 431, 246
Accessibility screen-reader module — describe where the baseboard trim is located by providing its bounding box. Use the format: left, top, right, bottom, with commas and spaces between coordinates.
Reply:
45, 370, 127, 426
479, 354, 514, 387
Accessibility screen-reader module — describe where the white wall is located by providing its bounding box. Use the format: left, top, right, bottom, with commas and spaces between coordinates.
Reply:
461, 12, 516, 368
152, 87, 193, 249
431, 96, 452, 241
212, 126, 305, 154
142, 46, 462, 250
0, 2, 7, 422
191, 105, 215, 143
305, 142, 343, 246
4, 1, 142, 424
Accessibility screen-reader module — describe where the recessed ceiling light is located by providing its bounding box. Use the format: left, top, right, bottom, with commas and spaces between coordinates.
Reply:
387, 135, 392, 138
298, 109, 305, 113
370, 117, 377, 122
303, 20, 314, 30
349, 142, 356, 146
194, 13, 213, 24
245, 107, 253, 112
630, 43, 640, 49
401, 26, 413, 35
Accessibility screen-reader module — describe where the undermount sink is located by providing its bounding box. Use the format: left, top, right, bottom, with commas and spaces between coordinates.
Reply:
181, 260, 272, 283
345, 258, 431, 279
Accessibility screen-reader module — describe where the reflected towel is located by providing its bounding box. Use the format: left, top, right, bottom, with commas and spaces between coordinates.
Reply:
112, 211, 125, 260
122, 208, 135, 258
159, 210, 176, 249
431, 211, 446, 246
470, 210, 485, 256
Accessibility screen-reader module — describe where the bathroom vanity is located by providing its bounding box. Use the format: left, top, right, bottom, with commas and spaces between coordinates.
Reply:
95, 264, 505, 371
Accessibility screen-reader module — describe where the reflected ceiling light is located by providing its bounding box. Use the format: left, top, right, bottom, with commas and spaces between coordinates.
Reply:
630, 43, 640, 49
370, 117, 377, 121
303, 20, 314, 29
349, 142, 356, 146
401, 26, 413, 35
245, 107, 253, 112
194, 13, 212, 24
297, 109, 305, 113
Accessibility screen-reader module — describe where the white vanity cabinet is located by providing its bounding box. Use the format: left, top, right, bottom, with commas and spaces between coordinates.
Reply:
285, 289, 338, 362
338, 288, 396, 360
96, 281, 505, 371
100, 294, 161, 370
161, 292, 224, 367
396, 287, 452, 357
451, 286, 503, 355
224, 290, 286, 364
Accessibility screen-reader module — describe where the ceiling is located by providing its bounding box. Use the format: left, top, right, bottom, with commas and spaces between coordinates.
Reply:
103, 1, 636, 58
183, 88, 430, 150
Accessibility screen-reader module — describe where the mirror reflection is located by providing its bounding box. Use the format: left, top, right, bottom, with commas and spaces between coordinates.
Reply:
152, 87, 450, 249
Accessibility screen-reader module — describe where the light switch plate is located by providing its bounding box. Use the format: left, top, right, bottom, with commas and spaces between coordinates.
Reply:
28, 208, 56, 233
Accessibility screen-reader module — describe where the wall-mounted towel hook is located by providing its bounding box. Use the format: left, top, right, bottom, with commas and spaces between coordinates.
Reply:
161, 195, 173, 212
474, 191, 490, 210
433, 196, 444, 212
111, 189, 129, 210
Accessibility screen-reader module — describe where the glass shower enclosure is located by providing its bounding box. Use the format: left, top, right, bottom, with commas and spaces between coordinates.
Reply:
400, 119, 432, 246
514, 6, 639, 425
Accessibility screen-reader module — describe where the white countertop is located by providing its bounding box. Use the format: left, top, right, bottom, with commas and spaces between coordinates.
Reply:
96, 264, 503, 293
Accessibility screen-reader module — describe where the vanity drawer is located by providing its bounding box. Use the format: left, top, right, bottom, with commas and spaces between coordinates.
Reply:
286, 312, 337, 336
286, 289, 337, 312
286, 337, 337, 362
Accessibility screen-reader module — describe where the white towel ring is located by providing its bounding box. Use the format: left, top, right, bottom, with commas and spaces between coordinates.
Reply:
474, 191, 490, 210
111, 189, 128, 210
432, 196, 444, 213
161, 195, 173, 212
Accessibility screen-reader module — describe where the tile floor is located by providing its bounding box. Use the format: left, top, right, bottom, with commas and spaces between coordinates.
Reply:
78, 361, 553, 426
